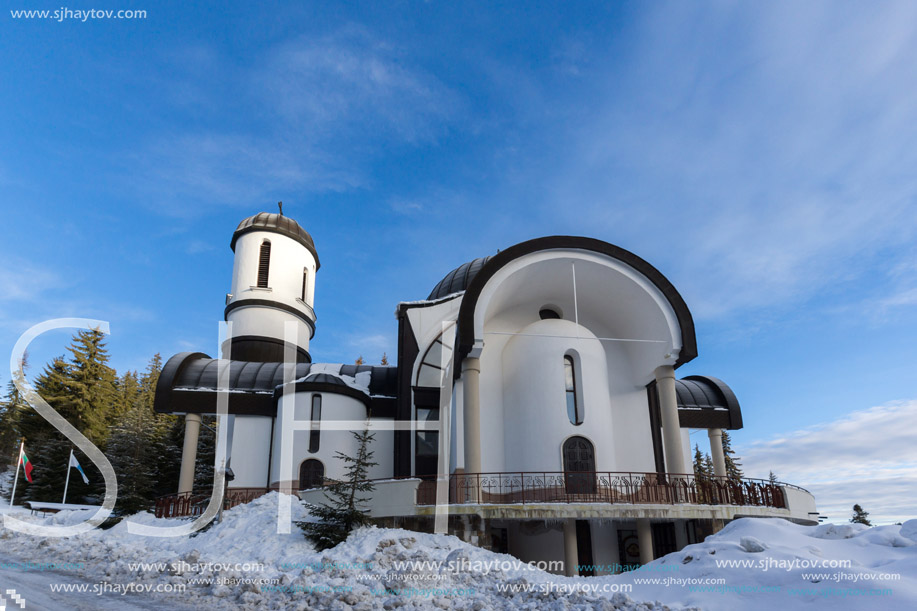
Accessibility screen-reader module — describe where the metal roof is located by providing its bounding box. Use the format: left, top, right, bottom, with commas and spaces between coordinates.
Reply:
675, 375, 743, 430
230, 212, 320, 269
153, 353, 397, 417
427, 256, 493, 300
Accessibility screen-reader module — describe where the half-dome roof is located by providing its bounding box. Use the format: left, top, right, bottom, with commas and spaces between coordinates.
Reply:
427, 256, 493, 300
230, 212, 320, 269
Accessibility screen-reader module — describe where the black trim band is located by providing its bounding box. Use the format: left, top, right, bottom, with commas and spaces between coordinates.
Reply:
224, 299, 316, 338
220, 335, 311, 363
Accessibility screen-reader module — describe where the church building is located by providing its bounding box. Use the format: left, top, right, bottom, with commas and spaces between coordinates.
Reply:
154, 210, 818, 575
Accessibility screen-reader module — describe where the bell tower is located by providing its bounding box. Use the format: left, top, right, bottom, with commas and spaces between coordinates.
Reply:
223, 204, 318, 362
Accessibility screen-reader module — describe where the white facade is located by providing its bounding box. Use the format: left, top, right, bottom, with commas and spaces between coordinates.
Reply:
158, 213, 817, 575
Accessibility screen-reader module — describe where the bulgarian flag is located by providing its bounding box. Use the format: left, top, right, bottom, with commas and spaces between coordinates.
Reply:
20, 448, 33, 483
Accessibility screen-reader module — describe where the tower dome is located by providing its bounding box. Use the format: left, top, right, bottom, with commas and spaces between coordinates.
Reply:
231, 212, 320, 269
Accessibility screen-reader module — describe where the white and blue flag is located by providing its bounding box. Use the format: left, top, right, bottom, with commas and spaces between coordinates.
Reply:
69, 452, 89, 484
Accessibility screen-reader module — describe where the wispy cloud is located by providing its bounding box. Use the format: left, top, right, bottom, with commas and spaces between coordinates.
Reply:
740, 400, 917, 524
530, 1, 917, 320
130, 27, 460, 213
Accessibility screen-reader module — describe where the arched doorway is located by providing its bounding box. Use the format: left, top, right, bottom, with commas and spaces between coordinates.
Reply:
563, 436, 596, 494
299, 459, 324, 490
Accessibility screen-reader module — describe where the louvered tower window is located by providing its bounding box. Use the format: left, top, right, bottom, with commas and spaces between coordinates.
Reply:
257, 240, 271, 288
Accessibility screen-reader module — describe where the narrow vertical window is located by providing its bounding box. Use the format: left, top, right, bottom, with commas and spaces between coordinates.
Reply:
301, 268, 308, 301
257, 240, 271, 288
309, 394, 321, 453
565, 355, 582, 425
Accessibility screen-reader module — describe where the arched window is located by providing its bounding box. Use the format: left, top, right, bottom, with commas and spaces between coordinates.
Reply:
309, 394, 321, 453
299, 459, 324, 490
563, 436, 596, 494
564, 355, 583, 425
301, 268, 308, 301
257, 240, 271, 288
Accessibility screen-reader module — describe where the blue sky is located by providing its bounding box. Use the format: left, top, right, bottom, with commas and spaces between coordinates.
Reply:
2, 1, 916, 522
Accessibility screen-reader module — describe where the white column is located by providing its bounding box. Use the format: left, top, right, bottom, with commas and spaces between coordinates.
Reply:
708, 428, 727, 478
178, 413, 202, 494
655, 365, 685, 474
462, 357, 482, 476
563, 519, 579, 576
637, 518, 654, 565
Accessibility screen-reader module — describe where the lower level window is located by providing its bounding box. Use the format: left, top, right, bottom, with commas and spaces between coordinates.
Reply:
299, 459, 324, 490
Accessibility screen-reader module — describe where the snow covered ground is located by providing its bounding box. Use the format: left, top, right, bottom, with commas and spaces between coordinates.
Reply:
0, 492, 913, 610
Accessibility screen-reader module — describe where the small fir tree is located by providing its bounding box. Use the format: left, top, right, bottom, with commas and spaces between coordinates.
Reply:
354, 356, 365, 366
380, 353, 389, 366
721, 431, 744, 480
851, 504, 872, 526
298, 421, 378, 550
768, 471, 778, 485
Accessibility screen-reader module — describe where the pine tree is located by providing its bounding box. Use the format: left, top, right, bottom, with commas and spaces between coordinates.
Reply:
768, 471, 778, 485
721, 431, 744, 480
693, 444, 713, 503
65, 328, 119, 444
298, 422, 378, 550
106, 358, 174, 514
354, 356, 365, 366
0, 355, 29, 468
851, 504, 872, 526
692, 444, 710, 478
18, 356, 69, 444
380, 353, 389, 366
703, 454, 715, 478
193, 417, 216, 490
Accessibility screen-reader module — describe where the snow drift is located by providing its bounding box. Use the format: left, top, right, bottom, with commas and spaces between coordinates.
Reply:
1, 493, 914, 610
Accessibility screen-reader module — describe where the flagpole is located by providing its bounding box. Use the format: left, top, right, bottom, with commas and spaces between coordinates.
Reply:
62, 448, 73, 505
9, 440, 23, 508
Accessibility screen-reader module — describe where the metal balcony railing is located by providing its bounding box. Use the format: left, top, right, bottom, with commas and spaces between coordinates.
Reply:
415, 472, 795, 508
154, 487, 271, 518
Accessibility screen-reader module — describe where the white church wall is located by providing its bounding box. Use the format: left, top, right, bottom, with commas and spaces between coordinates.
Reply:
501, 318, 613, 473
270, 391, 393, 488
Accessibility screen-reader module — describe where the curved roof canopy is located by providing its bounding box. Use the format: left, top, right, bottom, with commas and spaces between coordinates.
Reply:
230, 212, 320, 269
154, 352, 396, 416
675, 375, 743, 430
446, 236, 697, 368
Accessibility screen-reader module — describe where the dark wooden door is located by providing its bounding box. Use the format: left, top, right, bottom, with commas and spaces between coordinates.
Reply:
563, 436, 596, 494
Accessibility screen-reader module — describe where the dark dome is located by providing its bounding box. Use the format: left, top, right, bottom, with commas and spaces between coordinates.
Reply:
428, 256, 493, 300
302, 372, 347, 386
230, 212, 320, 269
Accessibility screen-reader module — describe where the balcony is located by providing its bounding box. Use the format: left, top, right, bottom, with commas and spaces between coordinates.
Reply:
154, 472, 815, 523
416, 471, 798, 508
